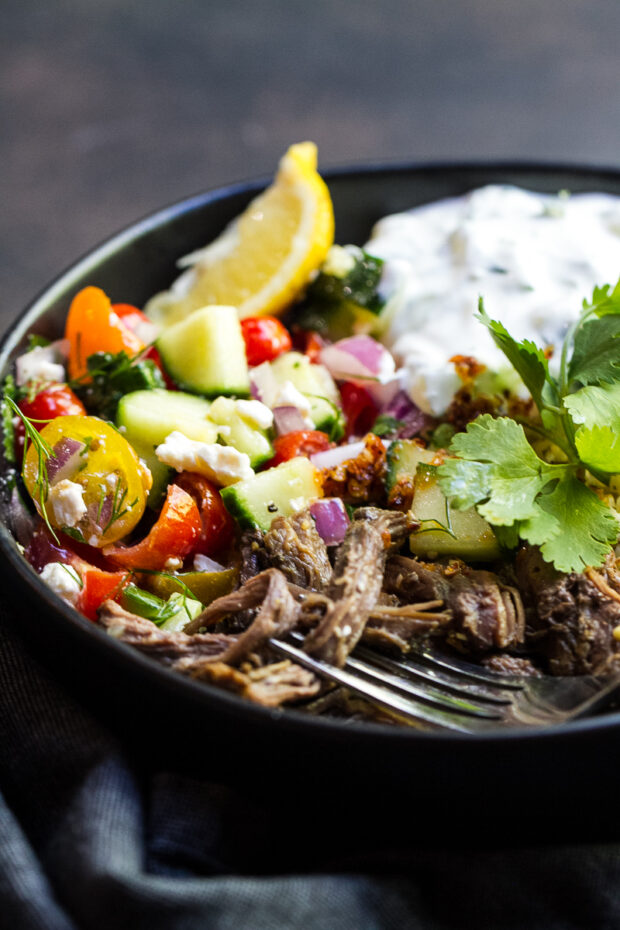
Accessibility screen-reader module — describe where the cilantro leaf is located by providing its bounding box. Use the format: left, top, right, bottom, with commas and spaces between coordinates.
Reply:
567, 315, 620, 386
477, 300, 560, 424
534, 476, 619, 572
574, 425, 620, 475
438, 415, 568, 525
581, 278, 620, 318
563, 381, 620, 428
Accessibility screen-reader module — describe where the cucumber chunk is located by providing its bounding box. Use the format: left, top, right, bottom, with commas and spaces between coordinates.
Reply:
157, 305, 250, 397
221, 457, 322, 531
208, 396, 274, 468
387, 439, 500, 561
117, 389, 217, 446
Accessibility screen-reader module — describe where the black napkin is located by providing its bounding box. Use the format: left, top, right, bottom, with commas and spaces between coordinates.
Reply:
2, 601, 620, 930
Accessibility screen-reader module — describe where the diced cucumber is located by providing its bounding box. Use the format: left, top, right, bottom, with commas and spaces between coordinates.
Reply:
221, 457, 322, 531
410, 472, 501, 562
208, 396, 274, 468
269, 352, 344, 440
157, 305, 250, 397
387, 439, 500, 561
117, 389, 217, 446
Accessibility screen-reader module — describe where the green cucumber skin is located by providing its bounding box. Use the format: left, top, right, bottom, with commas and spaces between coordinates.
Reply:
386, 440, 433, 492
221, 458, 320, 532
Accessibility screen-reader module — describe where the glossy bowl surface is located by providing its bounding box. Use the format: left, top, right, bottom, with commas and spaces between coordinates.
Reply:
3, 162, 620, 839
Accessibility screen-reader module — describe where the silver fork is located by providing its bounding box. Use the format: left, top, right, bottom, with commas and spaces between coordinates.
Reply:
269, 632, 620, 732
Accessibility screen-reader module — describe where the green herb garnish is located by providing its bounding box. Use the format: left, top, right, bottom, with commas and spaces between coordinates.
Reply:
438, 278, 620, 572
5, 396, 58, 541
71, 350, 165, 421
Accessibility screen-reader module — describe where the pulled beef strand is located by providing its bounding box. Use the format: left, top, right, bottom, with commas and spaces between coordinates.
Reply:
352, 506, 418, 552
516, 547, 620, 675
303, 520, 385, 666
263, 510, 332, 590
384, 555, 525, 652
184, 659, 320, 707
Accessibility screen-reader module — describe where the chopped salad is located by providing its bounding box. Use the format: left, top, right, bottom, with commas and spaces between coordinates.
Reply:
7, 146, 620, 724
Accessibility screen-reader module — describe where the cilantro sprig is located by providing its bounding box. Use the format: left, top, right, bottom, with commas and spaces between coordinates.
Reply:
438, 277, 620, 573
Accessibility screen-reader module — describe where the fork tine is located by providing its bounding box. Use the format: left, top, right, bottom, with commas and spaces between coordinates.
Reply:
408, 641, 526, 690
269, 636, 502, 732
353, 645, 513, 706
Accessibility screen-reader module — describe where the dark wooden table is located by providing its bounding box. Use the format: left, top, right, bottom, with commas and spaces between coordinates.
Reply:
2, 0, 620, 327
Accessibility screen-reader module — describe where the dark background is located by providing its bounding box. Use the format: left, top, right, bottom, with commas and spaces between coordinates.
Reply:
2, 0, 620, 328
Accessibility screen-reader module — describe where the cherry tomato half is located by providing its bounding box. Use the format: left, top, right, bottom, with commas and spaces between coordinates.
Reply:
103, 483, 202, 570
174, 471, 235, 557
23, 415, 150, 546
268, 429, 331, 467
65, 287, 145, 380
240, 316, 292, 367
339, 381, 378, 438
77, 565, 130, 621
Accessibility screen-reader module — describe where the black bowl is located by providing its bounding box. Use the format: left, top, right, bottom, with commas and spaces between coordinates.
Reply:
3, 162, 620, 843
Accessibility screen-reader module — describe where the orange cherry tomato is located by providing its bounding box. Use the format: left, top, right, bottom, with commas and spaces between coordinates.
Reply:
65, 287, 145, 380
240, 316, 292, 366
103, 483, 202, 570
268, 429, 331, 467
174, 472, 235, 557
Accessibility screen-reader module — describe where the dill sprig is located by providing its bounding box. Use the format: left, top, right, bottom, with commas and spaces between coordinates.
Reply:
101, 475, 138, 535
5, 396, 59, 542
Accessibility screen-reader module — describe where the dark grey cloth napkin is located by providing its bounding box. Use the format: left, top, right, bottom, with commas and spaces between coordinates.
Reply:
2, 606, 620, 930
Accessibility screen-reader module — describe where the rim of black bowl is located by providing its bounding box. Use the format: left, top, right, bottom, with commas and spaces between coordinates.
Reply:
3, 157, 620, 750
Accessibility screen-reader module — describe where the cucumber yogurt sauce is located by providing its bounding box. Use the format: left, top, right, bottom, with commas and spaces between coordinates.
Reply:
366, 185, 620, 416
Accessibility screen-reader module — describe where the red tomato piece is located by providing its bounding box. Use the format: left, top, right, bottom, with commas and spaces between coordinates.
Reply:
174, 472, 235, 557
16, 383, 87, 460
240, 316, 292, 366
103, 483, 202, 570
77, 565, 130, 622
268, 430, 331, 467
339, 381, 378, 438
302, 331, 325, 363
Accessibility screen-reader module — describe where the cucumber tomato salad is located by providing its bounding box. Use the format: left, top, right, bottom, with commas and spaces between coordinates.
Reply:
7, 155, 620, 715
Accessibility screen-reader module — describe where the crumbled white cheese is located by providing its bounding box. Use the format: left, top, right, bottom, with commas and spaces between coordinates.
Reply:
155, 431, 253, 486
234, 399, 274, 431
48, 479, 87, 528
39, 561, 81, 607
164, 556, 183, 571
15, 346, 65, 386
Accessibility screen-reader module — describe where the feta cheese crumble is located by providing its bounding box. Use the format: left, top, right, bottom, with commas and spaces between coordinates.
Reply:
155, 431, 254, 486
48, 479, 87, 528
15, 346, 65, 386
39, 562, 81, 607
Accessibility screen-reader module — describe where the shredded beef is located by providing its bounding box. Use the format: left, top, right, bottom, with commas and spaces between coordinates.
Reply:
178, 659, 320, 706
263, 510, 332, 590
516, 547, 620, 675
352, 506, 418, 552
384, 555, 525, 652
303, 519, 385, 666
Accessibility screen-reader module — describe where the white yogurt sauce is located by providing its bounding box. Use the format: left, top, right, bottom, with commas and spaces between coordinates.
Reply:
366, 185, 620, 415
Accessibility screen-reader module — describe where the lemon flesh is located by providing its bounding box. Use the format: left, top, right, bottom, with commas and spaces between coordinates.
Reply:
145, 142, 334, 327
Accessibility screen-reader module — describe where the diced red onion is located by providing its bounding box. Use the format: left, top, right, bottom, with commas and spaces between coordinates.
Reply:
310, 439, 366, 469
87, 495, 112, 534
272, 405, 308, 436
382, 390, 430, 438
8, 486, 38, 547
345, 374, 402, 409
309, 498, 350, 546
193, 553, 227, 573
320, 336, 394, 380
47, 437, 85, 484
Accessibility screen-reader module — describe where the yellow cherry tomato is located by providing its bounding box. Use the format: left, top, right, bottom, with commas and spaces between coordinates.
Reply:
23, 415, 151, 546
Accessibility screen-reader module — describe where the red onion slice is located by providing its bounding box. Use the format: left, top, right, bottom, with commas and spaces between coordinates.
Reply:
193, 553, 227, 573
310, 439, 366, 469
272, 405, 308, 436
47, 437, 85, 484
320, 336, 395, 380
309, 498, 350, 546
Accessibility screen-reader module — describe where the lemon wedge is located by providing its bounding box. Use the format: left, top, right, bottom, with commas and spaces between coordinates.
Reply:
145, 142, 334, 326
